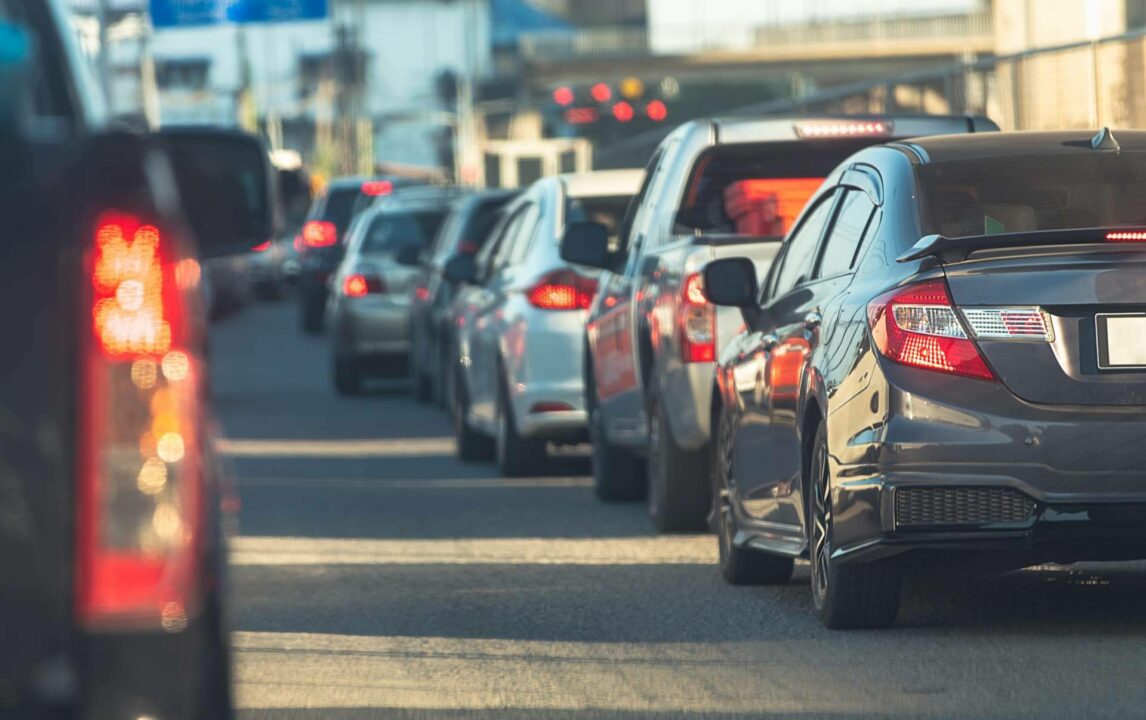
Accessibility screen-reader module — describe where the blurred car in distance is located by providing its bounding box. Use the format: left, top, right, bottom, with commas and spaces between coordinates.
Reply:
296, 177, 404, 333
1, 0, 276, 714
570, 114, 999, 533
705, 128, 1146, 629
448, 170, 643, 476
409, 189, 519, 404
327, 187, 458, 394
248, 165, 313, 300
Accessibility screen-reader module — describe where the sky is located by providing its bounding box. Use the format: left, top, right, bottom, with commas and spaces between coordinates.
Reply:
647, 0, 986, 53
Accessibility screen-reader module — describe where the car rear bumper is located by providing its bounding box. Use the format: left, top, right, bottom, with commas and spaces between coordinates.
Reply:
830, 360, 1146, 566
332, 299, 411, 357
505, 309, 589, 441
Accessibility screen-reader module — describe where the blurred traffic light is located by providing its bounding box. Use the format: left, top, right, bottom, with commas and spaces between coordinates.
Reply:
565, 107, 599, 124
612, 101, 634, 122
553, 86, 574, 106
591, 83, 612, 103
646, 100, 667, 122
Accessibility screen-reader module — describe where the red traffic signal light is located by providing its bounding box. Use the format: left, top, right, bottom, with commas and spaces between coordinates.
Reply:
612, 101, 634, 122
591, 83, 612, 103
553, 86, 574, 106
646, 100, 668, 122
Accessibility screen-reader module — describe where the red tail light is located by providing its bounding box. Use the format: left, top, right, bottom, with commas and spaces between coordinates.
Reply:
527, 269, 597, 311
1107, 231, 1146, 242
361, 180, 393, 197
251, 239, 272, 252
79, 212, 203, 630
680, 272, 715, 363
413, 283, 430, 302
301, 220, 337, 248
342, 273, 386, 297
867, 279, 994, 380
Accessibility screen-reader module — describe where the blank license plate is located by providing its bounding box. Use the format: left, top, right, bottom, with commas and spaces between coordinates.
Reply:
1097, 314, 1146, 369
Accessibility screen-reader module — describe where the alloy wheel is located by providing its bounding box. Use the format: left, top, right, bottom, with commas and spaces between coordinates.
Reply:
810, 439, 832, 609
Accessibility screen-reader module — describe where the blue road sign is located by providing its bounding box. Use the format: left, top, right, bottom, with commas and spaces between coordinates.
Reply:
150, 0, 328, 28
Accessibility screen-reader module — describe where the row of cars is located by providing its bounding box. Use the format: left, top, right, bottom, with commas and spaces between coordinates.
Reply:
305, 116, 1146, 630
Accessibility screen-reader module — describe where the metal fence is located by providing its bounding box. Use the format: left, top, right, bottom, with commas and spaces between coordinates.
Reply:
734, 28, 1146, 132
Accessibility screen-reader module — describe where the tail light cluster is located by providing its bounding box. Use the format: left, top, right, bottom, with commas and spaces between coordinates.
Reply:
342, 272, 387, 297
79, 212, 203, 630
680, 272, 715, 363
867, 280, 993, 380
527, 269, 597, 311
297, 220, 337, 250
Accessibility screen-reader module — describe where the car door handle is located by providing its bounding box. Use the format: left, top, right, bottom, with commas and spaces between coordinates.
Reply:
804, 311, 822, 330
761, 333, 779, 352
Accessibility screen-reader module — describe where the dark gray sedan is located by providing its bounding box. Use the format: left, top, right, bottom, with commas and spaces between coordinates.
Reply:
704, 129, 1146, 628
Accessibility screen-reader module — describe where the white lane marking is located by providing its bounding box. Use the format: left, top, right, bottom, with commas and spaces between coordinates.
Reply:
230, 535, 716, 566
235, 476, 593, 489
216, 437, 456, 458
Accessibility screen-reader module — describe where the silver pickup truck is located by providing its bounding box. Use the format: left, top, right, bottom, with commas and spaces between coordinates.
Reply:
562, 115, 998, 532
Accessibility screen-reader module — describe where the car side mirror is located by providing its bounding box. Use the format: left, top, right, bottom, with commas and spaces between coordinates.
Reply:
443, 253, 477, 284
703, 257, 759, 308
157, 127, 277, 258
559, 221, 610, 269
395, 244, 422, 267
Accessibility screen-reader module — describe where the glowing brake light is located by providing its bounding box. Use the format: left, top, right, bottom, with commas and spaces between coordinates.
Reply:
794, 120, 893, 138
1106, 231, 1146, 242
79, 212, 202, 629
251, 239, 272, 252
301, 220, 338, 248
342, 272, 386, 297
527, 269, 597, 311
361, 180, 394, 197
867, 280, 994, 380
680, 272, 715, 363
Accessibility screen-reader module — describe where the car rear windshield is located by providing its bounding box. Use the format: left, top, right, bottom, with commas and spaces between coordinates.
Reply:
920, 151, 1146, 238
675, 140, 877, 237
321, 187, 363, 234
362, 209, 449, 255
566, 195, 633, 250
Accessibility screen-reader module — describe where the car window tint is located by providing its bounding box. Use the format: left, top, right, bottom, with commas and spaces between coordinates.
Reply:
491, 208, 529, 271
506, 200, 542, 265
361, 210, 448, 255
474, 210, 513, 282
322, 187, 362, 234
617, 147, 664, 255
816, 190, 876, 278
770, 192, 835, 298
566, 195, 633, 251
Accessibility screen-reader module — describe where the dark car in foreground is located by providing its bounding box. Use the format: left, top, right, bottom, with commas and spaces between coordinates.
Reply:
2, 0, 275, 714
705, 128, 1146, 629
409, 189, 517, 403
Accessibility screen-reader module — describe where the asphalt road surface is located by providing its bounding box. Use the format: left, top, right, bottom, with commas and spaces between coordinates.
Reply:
213, 301, 1146, 720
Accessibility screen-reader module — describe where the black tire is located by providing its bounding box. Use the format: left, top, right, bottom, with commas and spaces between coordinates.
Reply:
647, 386, 711, 533
808, 422, 901, 629
586, 362, 645, 501
333, 355, 363, 396
714, 402, 794, 585
496, 375, 546, 477
453, 369, 494, 462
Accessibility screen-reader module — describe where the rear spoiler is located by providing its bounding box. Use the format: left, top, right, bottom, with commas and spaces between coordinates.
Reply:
898, 228, 1131, 263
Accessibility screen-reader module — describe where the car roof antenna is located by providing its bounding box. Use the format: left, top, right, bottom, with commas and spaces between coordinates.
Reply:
1091, 127, 1120, 151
